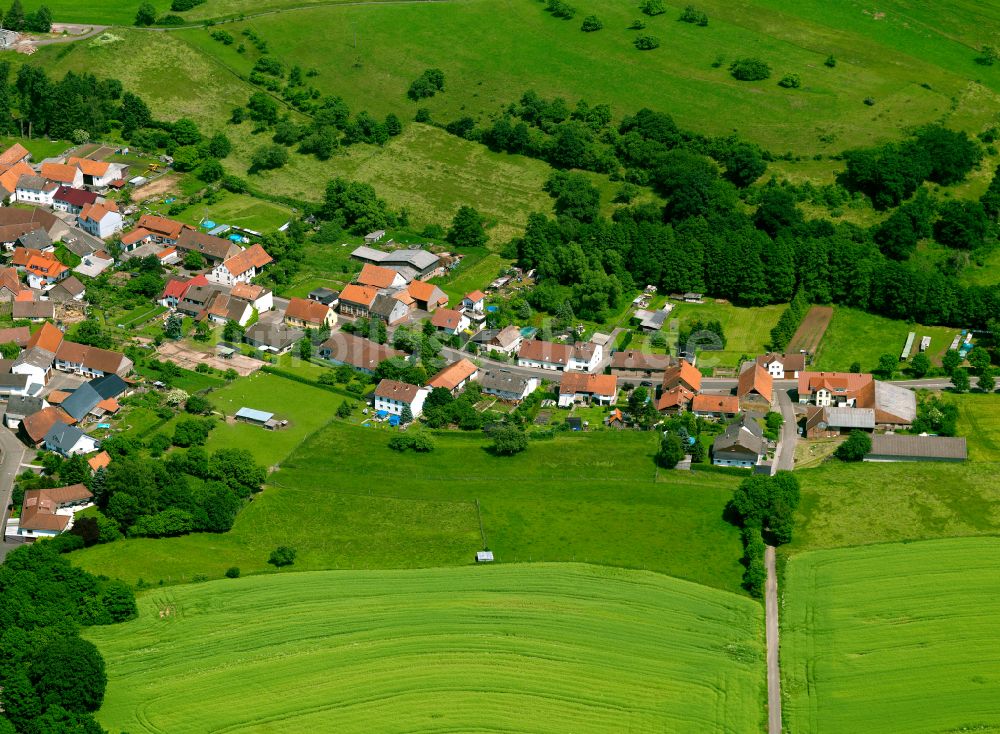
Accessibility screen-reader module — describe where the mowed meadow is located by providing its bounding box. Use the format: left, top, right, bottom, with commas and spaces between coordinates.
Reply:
71, 372, 747, 591
781, 538, 1000, 734
84, 565, 766, 734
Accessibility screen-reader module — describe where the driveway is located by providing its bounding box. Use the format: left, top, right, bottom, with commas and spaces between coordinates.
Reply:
773, 388, 798, 473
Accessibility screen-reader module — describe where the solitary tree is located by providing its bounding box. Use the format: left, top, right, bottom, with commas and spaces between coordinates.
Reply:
400, 404, 414, 424
942, 349, 962, 375
491, 426, 528, 456
184, 250, 206, 270
951, 367, 971, 393
268, 546, 297, 567
909, 352, 930, 378
979, 368, 996, 393
966, 346, 992, 376
299, 336, 313, 361
135, 1, 157, 25
656, 433, 685, 468
447, 205, 488, 248
876, 353, 897, 379
834, 430, 871, 462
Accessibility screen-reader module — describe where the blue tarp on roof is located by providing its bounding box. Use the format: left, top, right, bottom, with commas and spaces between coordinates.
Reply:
235, 407, 274, 423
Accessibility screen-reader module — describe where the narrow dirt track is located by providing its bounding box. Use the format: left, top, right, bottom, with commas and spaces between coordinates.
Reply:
765, 545, 782, 734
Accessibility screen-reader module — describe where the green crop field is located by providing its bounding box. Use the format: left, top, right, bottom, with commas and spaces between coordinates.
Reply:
84, 565, 765, 734
669, 300, 784, 367
782, 538, 1000, 734
812, 306, 958, 372
72, 412, 747, 592
788, 458, 1000, 552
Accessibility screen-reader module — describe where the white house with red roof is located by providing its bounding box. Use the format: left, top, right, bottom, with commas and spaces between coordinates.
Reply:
462, 290, 487, 313
207, 243, 273, 286
52, 187, 98, 215
78, 201, 123, 239
159, 274, 208, 308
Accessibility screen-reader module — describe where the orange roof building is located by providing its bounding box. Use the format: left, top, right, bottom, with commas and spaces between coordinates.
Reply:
691, 394, 740, 417
428, 358, 479, 393
284, 297, 335, 328
662, 359, 702, 394
737, 363, 773, 405
557, 372, 618, 406
27, 322, 64, 353
40, 162, 81, 186
67, 157, 112, 178
0, 143, 30, 168
338, 284, 380, 316
357, 263, 404, 289
88, 451, 111, 472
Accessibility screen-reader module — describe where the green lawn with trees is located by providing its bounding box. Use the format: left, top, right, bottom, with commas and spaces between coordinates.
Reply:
782, 538, 1000, 734
84, 565, 765, 734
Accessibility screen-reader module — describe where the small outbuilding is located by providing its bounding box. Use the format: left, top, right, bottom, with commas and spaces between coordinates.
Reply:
476, 551, 494, 563
234, 407, 279, 429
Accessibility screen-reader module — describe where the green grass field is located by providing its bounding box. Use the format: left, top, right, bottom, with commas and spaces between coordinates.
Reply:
782, 538, 1000, 734
789, 459, 1000, 552
954, 393, 1000, 462
812, 306, 958, 371
166, 0, 1000, 156
72, 411, 747, 592
84, 564, 765, 734
669, 300, 784, 367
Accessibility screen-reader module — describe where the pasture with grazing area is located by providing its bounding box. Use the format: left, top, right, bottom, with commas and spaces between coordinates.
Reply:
85, 565, 765, 734
71, 421, 747, 592
782, 538, 1000, 734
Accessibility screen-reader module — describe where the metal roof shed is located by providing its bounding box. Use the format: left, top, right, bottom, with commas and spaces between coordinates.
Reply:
234, 407, 274, 425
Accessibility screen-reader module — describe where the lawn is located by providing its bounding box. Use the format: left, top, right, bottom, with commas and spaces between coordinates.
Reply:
812, 306, 959, 372
0, 135, 71, 161
668, 299, 785, 368
787, 459, 1000, 553
84, 564, 765, 734
165, 191, 296, 232
782, 538, 1000, 734
72, 421, 748, 592
203, 371, 344, 466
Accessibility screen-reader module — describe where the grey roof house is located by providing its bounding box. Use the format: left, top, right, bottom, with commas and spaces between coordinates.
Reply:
712, 416, 767, 468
